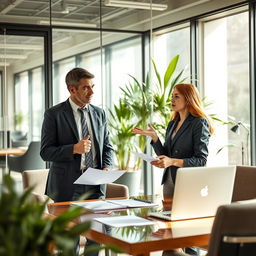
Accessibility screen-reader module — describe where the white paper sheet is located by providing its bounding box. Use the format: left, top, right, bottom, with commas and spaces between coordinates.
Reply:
74, 168, 125, 185
94, 215, 156, 227
72, 201, 123, 211
72, 199, 159, 212
133, 152, 158, 163
107, 199, 158, 208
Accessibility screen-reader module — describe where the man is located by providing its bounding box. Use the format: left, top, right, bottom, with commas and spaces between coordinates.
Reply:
40, 67, 113, 202
41, 67, 113, 255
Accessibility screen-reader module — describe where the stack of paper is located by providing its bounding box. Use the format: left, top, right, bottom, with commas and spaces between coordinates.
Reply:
72, 199, 158, 212
94, 215, 156, 228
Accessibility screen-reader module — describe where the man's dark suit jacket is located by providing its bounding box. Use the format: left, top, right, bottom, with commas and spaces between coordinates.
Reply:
152, 114, 210, 185
40, 99, 113, 202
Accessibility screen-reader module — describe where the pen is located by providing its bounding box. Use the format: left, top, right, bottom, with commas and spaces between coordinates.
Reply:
133, 198, 152, 204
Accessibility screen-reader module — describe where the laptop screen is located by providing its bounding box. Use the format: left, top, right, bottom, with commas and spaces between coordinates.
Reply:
170, 166, 236, 221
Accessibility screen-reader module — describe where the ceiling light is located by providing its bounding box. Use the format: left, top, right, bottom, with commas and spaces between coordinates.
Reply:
104, 0, 168, 11
0, 62, 10, 67
61, 0, 69, 14
39, 20, 97, 28
0, 54, 27, 60
0, 44, 43, 50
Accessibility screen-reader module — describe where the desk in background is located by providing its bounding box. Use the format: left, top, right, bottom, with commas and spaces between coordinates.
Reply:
0, 148, 27, 174
48, 199, 213, 256
0, 147, 27, 156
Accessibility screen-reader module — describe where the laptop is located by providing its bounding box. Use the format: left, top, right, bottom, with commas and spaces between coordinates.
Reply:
149, 166, 236, 221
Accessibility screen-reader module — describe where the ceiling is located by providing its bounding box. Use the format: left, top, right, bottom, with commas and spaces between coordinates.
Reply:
0, 0, 169, 68
0, 0, 168, 27
0, 0, 245, 69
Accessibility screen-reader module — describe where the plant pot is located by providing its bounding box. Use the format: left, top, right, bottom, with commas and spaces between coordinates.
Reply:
114, 170, 141, 197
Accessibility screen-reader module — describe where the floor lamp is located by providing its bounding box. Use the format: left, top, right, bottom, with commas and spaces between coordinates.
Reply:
230, 121, 250, 165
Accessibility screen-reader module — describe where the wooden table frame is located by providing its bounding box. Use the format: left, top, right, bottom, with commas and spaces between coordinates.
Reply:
0, 147, 26, 156
48, 200, 212, 256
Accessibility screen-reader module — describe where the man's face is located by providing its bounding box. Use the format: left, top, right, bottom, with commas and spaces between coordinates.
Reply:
69, 78, 94, 107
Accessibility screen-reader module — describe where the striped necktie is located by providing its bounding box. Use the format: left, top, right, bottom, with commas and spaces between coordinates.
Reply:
78, 108, 93, 171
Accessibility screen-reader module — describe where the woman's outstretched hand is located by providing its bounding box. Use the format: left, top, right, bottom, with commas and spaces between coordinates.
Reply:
132, 124, 158, 143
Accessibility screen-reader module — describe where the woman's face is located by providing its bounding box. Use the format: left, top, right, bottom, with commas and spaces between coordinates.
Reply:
171, 88, 187, 113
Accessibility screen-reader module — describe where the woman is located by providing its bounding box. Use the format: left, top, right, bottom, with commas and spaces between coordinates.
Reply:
133, 84, 213, 255
132, 83, 214, 202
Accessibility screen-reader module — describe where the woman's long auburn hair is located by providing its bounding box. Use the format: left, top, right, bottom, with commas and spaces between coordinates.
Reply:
171, 83, 214, 135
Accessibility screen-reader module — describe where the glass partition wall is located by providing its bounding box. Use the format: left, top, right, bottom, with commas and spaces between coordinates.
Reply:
0, 28, 48, 179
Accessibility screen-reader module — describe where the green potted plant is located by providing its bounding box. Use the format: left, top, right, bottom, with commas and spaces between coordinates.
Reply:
108, 55, 186, 196
0, 174, 118, 256
14, 111, 25, 131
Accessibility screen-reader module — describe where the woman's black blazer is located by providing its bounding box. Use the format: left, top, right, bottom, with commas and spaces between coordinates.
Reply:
152, 114, 210, 184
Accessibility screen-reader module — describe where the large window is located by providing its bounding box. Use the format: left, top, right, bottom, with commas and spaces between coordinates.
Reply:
79, 49, 103, 107
53, 57, 76, 105
108, 36, 142, 106
15, 72, 29, 133
201, 11, 250, 166
14, 66, 44, 142
153, 26, 190, 79
152, 26, 191, 196
31, 67, 44, 140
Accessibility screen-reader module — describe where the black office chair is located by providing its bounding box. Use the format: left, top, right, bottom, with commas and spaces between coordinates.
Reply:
8, 141, 45, 174
207, 201, 256, 256
163, 201, 256, 256
232, 165, 256, 202
11, 130, 28, 147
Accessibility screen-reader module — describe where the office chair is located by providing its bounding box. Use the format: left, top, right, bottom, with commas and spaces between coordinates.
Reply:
22, 169, 51, 204
232, 165, 256, 202
106, 182, 129, 198
11, 130, 28, 147
8, 141, 45, 174
164, 201, 256, 256
207, 201, 256, 256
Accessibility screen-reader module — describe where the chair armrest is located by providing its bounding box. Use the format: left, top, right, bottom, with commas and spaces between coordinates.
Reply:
223, 236, 256, 243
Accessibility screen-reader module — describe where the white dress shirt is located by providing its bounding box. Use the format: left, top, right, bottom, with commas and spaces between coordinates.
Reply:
69, 98, 97, 170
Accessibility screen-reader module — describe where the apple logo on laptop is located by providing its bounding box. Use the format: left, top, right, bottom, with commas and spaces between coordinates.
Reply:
200, 186, 208, 197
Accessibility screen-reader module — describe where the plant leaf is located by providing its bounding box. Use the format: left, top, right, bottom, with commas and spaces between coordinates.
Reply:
164, 55, 179, 89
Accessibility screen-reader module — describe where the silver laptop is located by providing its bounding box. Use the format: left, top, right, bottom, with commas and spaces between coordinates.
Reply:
150, 166, 236, 221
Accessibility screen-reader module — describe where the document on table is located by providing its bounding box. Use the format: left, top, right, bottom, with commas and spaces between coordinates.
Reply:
72, 199, 158, 212
94, 215, 156, 228
74, 168, 125, 185
72, 201, 124, 211
107, 199, 158, 208
133, 152, 158, 163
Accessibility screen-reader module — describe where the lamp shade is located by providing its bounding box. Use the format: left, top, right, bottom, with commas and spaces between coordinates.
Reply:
231, 124, 239, 133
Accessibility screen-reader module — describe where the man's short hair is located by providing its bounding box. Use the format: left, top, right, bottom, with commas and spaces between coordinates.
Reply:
65, 67, 94, 89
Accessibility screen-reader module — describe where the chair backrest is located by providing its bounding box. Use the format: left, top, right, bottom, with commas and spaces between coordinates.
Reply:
207, 201, 256, 256
22, 169, 49, 194
8, 141, 45, 172
232, 165, 256, 202
106, 183, 129, 198
22, 169, 51, 204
